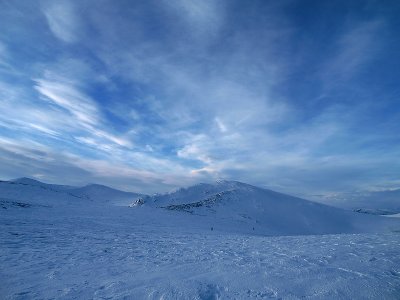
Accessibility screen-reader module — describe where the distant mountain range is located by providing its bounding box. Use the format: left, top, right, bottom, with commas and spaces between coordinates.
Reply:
311, 189, 400, 214
0, 177, 143, 207
1, 177, 399, 236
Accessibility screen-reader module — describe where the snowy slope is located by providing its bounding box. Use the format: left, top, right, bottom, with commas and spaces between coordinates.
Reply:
10, 177, 75, 191
143, 180, 244, 206
67, 184, 143, 206
1, 178, 400, 298
1, 206, 400, 299
0, 178, 143, 207
137, 180, 399, 236
2, 178, 398, 235
0, 179, 85, 208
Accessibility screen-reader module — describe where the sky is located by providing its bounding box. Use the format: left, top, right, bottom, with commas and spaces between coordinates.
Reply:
0, 0, 399, 198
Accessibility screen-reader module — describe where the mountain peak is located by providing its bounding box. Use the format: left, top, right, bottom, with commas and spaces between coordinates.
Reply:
84, 183, 111, 189
11, 177, 45, 186
146, 180, 260, 208
214, 179, 257, 190
215, 179, 241, 185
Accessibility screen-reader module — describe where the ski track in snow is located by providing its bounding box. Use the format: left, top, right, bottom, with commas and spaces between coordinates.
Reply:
1, 209, 400, 299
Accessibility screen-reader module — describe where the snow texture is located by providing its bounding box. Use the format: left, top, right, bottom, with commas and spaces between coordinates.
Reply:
1, 179, 400, 299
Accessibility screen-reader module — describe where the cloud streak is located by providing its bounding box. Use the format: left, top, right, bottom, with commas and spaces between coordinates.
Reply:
42, 0, 79, 43
0, 0, 399, 200
35, 79, 99, 125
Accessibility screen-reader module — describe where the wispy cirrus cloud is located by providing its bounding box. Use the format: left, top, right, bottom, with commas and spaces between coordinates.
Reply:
33, 75, 136, 150
0, 0, 399, 199
41, 0, 80, 43
34, 79, 99, 125
0, 41, 9, 68
162, 0, 226, 40
0, 135, 206, 193
321, 19, 385, 85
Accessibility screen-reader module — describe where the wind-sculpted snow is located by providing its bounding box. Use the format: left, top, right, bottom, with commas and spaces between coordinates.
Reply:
1, 204, 400, 299
1, 178, 400, 298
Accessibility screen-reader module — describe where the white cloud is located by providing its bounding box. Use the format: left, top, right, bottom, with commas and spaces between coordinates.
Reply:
0, 41, 9, 67
27, 123, 60, 137
33, 76, 134, 150
162, 0, 225, 40
322, 20, 384, 83
34, 79, 99, 125
177, 143, 212, 165
215, 117, 227, 133
1, 1, 398, 197
0, 137, 198, 193
42, 0, 79, 43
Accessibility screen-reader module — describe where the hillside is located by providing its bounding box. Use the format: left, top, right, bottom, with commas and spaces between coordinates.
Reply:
1, 178, 400, 298
0, 178, 143, 208
134, 180, 399, 236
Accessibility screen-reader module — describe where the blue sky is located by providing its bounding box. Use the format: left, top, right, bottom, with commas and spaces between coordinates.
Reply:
0, 0, 399, 197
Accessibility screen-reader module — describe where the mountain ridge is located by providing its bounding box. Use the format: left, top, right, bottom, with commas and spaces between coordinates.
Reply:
133, 180, 399, 235
1, 177, 144, 207
2, 177, 399, 235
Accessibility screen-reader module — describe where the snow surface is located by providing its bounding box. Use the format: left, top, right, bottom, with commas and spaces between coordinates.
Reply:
140, 180, 399, 236
1, 179, 400, 299
0, 178, 143, 207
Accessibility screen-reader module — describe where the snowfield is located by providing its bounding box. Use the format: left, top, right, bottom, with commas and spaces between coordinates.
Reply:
1, 179, 400, 299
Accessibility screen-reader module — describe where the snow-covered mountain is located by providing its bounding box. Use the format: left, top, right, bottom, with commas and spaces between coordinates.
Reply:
0, 178, 143, 207
311, 189, 400, 214
1, 178, 83, 208
350, 189, 400, 214
135, 180, 399, 235
1, 177, 398, 235
2, 179, 400, 298
66, 184, 143, 206
9, 177, 76, 192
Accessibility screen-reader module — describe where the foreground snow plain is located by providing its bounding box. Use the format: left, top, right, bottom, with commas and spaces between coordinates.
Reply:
1, 179, 400, 299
